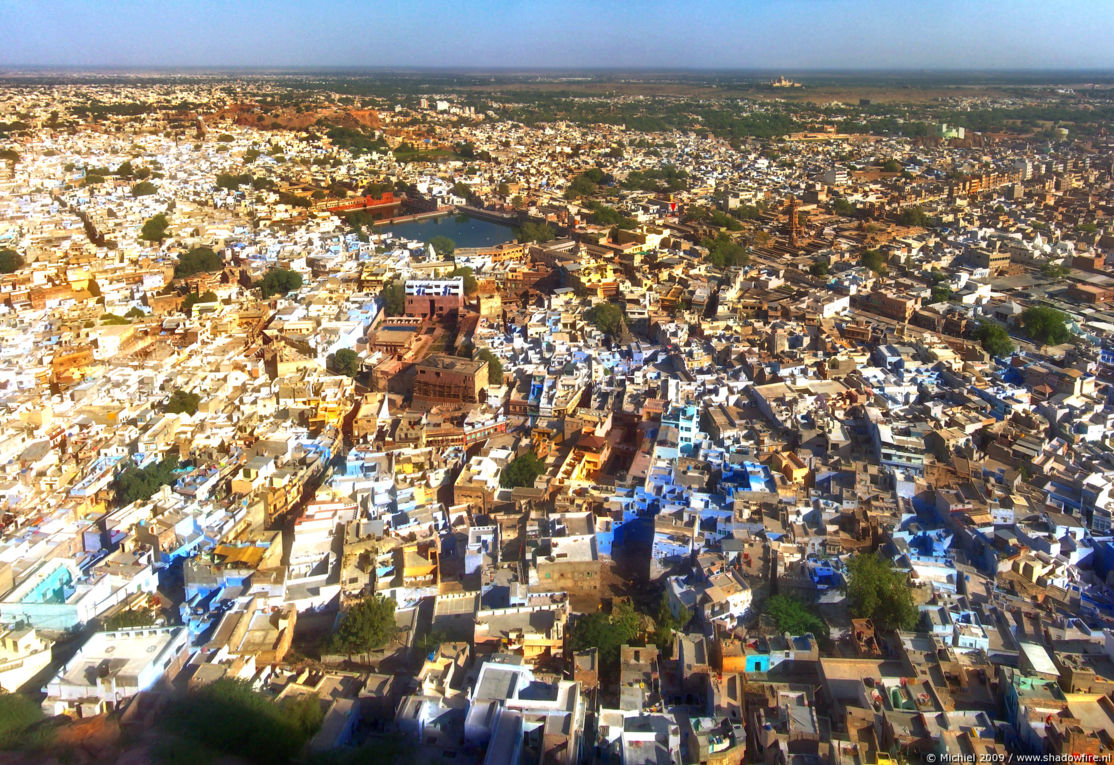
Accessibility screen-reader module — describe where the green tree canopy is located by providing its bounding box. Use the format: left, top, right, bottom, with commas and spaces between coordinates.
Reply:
832, 198, 855, 217
379, 279, 405, 315
259, 268, 304, 298
844, 553, 918, 631
0, 693, 44, 748
131, 180, 157, 197
448, 265, 477, 294
765, 595, 826, 636
158, 678, 323, 765
425, 236, 456, 260
140, 213, 170, 242
115, 454, 180, 506
165, 389, 201, 415
501, 452, 545, 488
174, 246, 222, 278
515, 221, 555, 244
860, 248, 886, 274
181, 290, 218, 316
570, 600, 643, 675
898, 206, 931, 227
585, 302, 625, 337
975, 321, 1015, 356
0, 249, 24, 273
333, 348, 360, 378
882, 159, 902, 173
330, 594, 397, 654
477, 348, 503, 385
702, 232, 749, 268
1021, 305, 1071, 345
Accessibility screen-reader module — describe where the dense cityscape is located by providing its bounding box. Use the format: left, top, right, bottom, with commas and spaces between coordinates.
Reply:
0, 65, 1114, 765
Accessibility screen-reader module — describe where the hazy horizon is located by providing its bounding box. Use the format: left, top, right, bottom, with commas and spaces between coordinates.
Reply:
3, 0, 1114, 71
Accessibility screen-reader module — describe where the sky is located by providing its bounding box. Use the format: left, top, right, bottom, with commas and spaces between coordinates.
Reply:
2, 0, 1113, 70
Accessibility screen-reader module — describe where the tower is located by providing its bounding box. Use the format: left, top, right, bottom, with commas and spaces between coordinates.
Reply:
787, 196, 801, 249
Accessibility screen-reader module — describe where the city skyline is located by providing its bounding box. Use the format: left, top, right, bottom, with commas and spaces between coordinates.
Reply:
3, 0, 1114, 70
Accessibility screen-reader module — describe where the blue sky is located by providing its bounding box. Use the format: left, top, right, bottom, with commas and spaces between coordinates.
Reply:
2, 0, 1112, 69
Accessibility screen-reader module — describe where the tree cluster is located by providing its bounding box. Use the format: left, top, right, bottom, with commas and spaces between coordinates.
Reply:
165, 389, 201, 415
158, 679, 324, 765
114, 454, 180, 506
477, 348, 503, 385
515, 221, 555, 243
1021, 305, 1071, 345
0, 249, 24, 274
501, 452, 545, 489
259, 268, 304, 298
584, 302, 625, 337
140, 213, 170, 242
844, 553, 918, 631
332, 348, 360, 378
329, 594, 397, 655
174, 246, 222, 278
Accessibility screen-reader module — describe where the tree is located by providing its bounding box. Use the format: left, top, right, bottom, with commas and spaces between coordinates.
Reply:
765, 595, 825, 636
0, 249, 24, 273
570, 600, 643, 675
477, 348, 503, 385
881, 159, 902, 173
501, 452, 545, 488
103, 609, 158, 630
181, 290, 217, 316
515, 221, 555, 243
140, 213, 170, 242
809, 259, 829, 276
844, 553, 918, 631
379, 279, 405, 315
497, 182, 510, 196
860, 249, 886, 274
1040, 261, 1070, 279
702, 232, 748, 268
898, 206, 931, 227
330, 594, 397, 654
832, 198, 855, 216
166, 389, 201, 415
131, 180, 157, 197
448, 266, 477, 294
585, 303, 625, 337
0, 693, 44, 749
158, 678, 322, 765
930, 284, 952, 303
87, 278, 101, 298
259, 268, 303, 298
115, 454, 180, 505
511, 195, 525, 209
174, 246, 222, 278
1021, 306, 1071, 345
652, 593, 690, 652
333, 348, 360, 378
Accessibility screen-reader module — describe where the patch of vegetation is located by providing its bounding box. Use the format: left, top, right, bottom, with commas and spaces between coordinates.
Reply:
844, 553, 918, 631
181, 290, 218, 316
765, 595, 825, 636
584, 302, 625, 337
157, 679, 323, 765
140, 213, 170, 242
328, 595, 397, 655
165, 389, 201, 415
115, 453, 180, 506
515, 220, 555, 243
174, 246, 222, 278
0, 249, 25, 273
477, 348, 503, 385
258, 268, 304, 298
332, 348, 360, 378
378, 279, 405, 315
1021, 305, 1071, 345
500, 452, 545, 488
